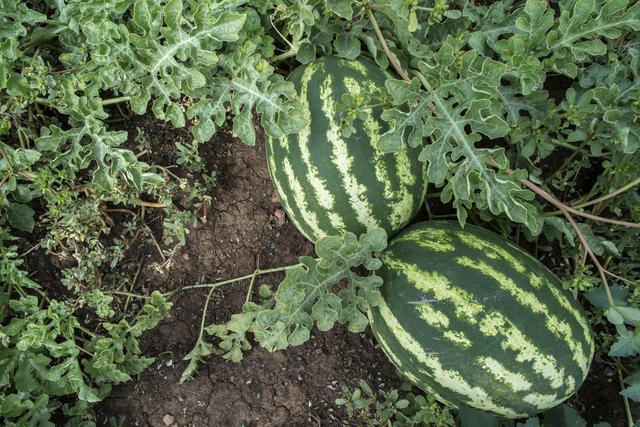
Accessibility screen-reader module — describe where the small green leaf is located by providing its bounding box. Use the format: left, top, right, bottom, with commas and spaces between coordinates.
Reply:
586, 284, 629, 309
543, 404, 586, 427
620, 383, 640, 402
5, 202, 35, 232
323, 0, 353, 19
288, 325, 310, 346
334, 33, 361, 60
617, 306, 640, 326
606, 307, 625, 325
395, 399, 409, 409
609, 330, 640, 357
458, 406, 499, 427
163, 0, 183, 28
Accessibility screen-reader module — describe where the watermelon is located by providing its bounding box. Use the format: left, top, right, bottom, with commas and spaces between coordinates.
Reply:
265, 56, 427, 242
368, 221, 594, 418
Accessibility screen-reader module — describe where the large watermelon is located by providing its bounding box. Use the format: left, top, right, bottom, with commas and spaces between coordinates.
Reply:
265, 56, 427, 242
368, 221, 594, 418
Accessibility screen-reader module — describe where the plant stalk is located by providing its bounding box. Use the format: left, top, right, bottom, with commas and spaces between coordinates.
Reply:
366, 6, 411, 82
165, 263, 302, 297
271, 49, 299, 62
547, 176, 640, 215
616, 365, 634, 427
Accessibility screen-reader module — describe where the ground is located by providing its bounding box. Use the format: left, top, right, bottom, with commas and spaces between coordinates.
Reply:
23, 114, 629, 426
92, 115, 404, 427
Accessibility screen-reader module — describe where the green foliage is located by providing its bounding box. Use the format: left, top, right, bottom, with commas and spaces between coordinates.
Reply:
0, 235, 172, 425
335, 380, 455, 426
448, 402, 596, 426
179, 228, 387, 381
336, 381, 596, 426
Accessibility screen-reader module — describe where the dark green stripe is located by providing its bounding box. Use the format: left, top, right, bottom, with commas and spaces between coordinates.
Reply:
281, 64, 339, 235
265, 135, 316, 239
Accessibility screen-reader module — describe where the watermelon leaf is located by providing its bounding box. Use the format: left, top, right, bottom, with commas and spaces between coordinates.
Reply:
621, 371, 640, 402
620, 383, 640, 402
5, 202, 35, 232
380, 38, 542, 234
458, 406, 499, 427
543, 404, 587, 427
609, 329, 640, 357
206, 228, 387, 360
586, 284, 629, 309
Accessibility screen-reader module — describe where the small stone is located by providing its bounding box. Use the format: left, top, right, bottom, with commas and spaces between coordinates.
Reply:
274, 208, 286, 226
162, 414, 174, 426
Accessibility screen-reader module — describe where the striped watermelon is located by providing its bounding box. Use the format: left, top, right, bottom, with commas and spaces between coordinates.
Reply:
265, 56, 427, 242
368, 221, 594, 418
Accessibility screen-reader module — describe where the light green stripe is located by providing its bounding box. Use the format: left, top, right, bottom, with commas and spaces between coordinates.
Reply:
372, 329, 404, 369
457, 256, 589, 378
530, 273, 544, 288
479, 312, 566, 390
478, 356, 532, 392
416, 304, 450, 328
455, 231, 525, 273
344, 59, 368, 75
298, 67, 344, 230
319, 75, 379, 230
444, 330, 472, 348
267, 141, 294, 219
377, 297, 522, 417
546, 283, 594, 370
343, 77, 394, 199
382, 253, 483, 323
343, 76, 415, 230
282, 157, 323, 239
522, 392, 568, 410
395, 228, 455, 252
394, 145, 417, 187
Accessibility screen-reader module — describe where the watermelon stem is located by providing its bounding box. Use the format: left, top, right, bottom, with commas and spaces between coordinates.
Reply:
269, 15, 295, 49
616, 363, 634, 427
486, 159, 618, 308
164, 262, 303, 297
272, 48, 298, 63
544, 176, 640, 217
365, 6, 411, 82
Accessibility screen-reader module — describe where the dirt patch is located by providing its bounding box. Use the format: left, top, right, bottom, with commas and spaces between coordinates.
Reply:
96, 119, 400, 426
87, 117, 628, 426
575, 362, 633, 425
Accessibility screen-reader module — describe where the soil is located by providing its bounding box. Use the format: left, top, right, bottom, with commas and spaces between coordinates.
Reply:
94, 115, 402, 427
27, 113, 630, 426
